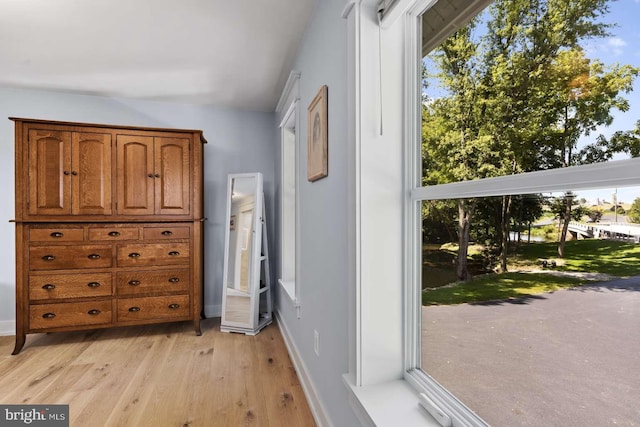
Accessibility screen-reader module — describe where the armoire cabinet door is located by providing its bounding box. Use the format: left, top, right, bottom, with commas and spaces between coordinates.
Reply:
117, 135, 191, 215
28, 130, 112, 216
116, 135, 155, 215
28, 129, 72, 215
155, 137, 190, 215
71, 132, 112, 215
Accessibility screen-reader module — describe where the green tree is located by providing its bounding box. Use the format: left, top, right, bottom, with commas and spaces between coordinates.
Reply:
628, 198, 640, 224
423, 0, 639, 273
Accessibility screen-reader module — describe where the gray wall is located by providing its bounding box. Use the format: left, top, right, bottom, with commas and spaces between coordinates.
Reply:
274, 0, 359, 425
0, 86, 277, 331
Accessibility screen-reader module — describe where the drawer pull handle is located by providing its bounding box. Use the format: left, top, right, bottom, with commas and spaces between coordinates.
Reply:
168, 277, 180, 283
108, 231, 121, 237
42, 312, 56, 319
87, 282, 101, 288
88, 254, 101, 260
161, 230, 173, 236
128, 280, 141, 286
42, 255, 56, 261
128, 252, 141, 258
50, 232, 64, 238
128, 306, 141, 312
87, 309, 101, 316
168, 251, 180, 256
168, 303, 180, 309
42, 284, 56, 290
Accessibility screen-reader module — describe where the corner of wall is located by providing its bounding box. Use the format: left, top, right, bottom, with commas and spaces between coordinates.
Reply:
0, 320, 16, 337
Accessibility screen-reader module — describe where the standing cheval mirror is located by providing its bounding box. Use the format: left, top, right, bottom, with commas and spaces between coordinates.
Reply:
220, 173, 272, 335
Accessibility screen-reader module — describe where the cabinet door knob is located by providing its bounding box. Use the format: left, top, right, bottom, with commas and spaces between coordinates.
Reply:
168, 303, 180, 309
161, 230, 173, 236
128, 306, 141, 312
128, 280, 141, 286
50, 232, 64, 238
71, 171, 78, 176
42, 312, 56, 319
168, 251, 180, 256
108, 231, 121, 237
63, 171, 70, 176
148, 173, 154, 178
87, 309, 101, 316
128, 252, 141, 258
87, 282, 101, 288
42, 284, 56, 290
154, 173, 160, 178
168, 277, 180, 283
42, 255, 56, 261
87, 253, 101, 260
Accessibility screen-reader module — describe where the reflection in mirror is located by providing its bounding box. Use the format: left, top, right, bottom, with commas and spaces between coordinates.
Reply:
421, 185, 640, 425
223, 175, 257, 326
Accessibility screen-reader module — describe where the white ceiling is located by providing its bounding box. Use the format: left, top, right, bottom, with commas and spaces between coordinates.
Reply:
0, 0, 315, 111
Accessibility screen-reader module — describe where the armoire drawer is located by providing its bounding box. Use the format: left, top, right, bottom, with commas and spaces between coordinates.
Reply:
116, 269, 190, 296
143, 226, 190, 240
116, 243, 190, 267
88, 227, 139, 241
29, 272, 112, 300
29, 245, 113, 270
29, 300, 112, 330
29, 228, 84, 242
117, 295, 190, 322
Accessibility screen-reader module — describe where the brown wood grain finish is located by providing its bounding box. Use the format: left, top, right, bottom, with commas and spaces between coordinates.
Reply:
29, 300, 112, 330
116, 134, 154, 215
29, 245, 113, 270
142, 225, 190, 240
117, 295, 190, 322
71, 132, 112, 215
12, 118, 205, 354
88, 226, 139, 241
28, 129, 71, 215
116, 269, 189, 296
29, 227, 84, 242
29, 273, 112, 300
116, 243, 190, 267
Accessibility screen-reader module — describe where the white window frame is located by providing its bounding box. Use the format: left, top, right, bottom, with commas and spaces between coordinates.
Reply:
344, 0, 640, 425
403, 1, 640, 425
276, 71, 301, 316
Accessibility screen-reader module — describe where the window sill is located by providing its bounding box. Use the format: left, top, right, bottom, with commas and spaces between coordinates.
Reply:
278, 279, 301, 318
343, 375, 442, 427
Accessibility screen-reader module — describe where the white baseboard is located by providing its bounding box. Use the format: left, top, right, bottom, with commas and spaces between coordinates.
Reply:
204, 304, 221, 318
275, 310, 332, 427
0, 320, 15, 336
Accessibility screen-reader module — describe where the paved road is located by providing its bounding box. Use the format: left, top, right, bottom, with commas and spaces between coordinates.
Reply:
422, 276, 640, 426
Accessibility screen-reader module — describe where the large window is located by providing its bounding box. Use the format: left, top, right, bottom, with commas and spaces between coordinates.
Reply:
409, 0, 640, 425
277, 72, 300, 308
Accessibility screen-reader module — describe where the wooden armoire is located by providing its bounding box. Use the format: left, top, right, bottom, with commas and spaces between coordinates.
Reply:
11, 118, 206, 355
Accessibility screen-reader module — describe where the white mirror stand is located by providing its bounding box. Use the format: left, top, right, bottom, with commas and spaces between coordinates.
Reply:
220, 173, 272, 335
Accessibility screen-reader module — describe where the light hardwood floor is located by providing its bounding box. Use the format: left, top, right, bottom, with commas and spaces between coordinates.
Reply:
0, 318, 316, 427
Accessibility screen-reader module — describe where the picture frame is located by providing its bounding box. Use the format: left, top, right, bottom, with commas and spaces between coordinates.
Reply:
307, 85, 328, 182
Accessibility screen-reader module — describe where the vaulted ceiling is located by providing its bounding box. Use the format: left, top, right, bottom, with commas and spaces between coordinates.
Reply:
0, 0, 315, 111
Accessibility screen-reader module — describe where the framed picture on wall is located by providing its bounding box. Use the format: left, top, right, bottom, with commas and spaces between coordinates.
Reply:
307, 85, 328, 182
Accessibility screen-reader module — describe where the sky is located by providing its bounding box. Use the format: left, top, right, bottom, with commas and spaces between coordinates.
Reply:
423, 0, 640, 205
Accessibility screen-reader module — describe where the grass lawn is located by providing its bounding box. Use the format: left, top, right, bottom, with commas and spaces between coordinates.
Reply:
423, 239, 640, 305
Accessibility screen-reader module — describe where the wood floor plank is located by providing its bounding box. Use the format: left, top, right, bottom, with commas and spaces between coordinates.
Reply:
0, 319, 316, 427
255, 325, 316, 426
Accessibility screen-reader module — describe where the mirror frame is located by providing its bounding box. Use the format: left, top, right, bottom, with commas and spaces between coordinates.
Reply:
220, 172, 264, 331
